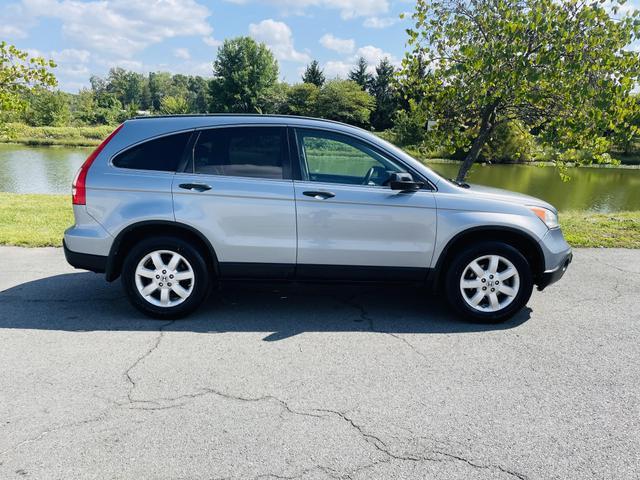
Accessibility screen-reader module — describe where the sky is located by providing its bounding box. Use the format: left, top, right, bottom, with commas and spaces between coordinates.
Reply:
0, 0, 417, 92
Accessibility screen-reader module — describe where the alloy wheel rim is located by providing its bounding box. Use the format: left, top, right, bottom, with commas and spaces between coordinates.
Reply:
459, 254, 520, 313
134, 250, 195, 308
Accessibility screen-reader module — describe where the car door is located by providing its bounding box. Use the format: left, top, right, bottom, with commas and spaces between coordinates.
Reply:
292, 127, 437, 281
172, 125, 296, 278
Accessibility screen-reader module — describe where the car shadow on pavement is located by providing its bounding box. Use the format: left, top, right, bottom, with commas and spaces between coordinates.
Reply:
0, 272, 531, 339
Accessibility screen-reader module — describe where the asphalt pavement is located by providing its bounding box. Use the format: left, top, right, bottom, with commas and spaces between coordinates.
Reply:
0, 246, 639, 479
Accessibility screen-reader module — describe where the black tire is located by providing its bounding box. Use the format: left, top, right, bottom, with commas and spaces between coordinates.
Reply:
444, 241, 533, 323
121, 236, 210, 319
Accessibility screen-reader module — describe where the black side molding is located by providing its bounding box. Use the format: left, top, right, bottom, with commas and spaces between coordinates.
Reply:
63, 240, 108, 274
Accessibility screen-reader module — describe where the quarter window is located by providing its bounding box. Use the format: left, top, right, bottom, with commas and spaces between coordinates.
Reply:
193, 127, 287, 180
296, 129, 402, 186
112, 132, 191, 171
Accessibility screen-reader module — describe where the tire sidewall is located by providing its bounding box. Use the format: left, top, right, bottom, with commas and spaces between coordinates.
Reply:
121, 236, 210, 319
445, 241, 533, 323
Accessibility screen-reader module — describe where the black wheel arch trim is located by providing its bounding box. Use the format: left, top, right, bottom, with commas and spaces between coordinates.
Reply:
430, 225, 546, 289
105, 220, 220, 282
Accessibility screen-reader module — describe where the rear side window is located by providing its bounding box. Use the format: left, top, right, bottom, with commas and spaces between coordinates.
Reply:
193, 127, 288, 180
113, 132, 191, 171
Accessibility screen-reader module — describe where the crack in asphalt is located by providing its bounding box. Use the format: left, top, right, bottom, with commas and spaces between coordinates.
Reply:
340, 293, 431, 363
0, 410, 111, 458
123, 319, 176, 403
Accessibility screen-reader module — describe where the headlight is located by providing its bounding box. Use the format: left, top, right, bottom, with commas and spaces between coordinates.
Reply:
528, 206, 559, 229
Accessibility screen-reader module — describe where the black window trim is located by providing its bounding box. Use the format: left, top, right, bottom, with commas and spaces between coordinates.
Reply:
109, 129, 196, 174
182, 123, 293, 182
290, 126, 436, 191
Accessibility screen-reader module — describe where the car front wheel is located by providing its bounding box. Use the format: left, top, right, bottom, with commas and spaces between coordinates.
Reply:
121, 236, 210, 319
445, 241, 533, 323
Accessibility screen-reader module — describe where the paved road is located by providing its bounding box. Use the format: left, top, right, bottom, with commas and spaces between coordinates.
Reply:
0, 247, 639, 479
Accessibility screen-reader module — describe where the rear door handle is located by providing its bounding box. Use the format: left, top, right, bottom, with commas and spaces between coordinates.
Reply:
303, 190, 335, 200
179, 183, 212, 192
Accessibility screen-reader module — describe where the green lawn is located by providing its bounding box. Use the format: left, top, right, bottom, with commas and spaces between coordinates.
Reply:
0, 193, 638, 248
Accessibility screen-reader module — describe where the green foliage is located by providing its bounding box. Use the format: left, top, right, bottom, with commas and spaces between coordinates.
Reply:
209, 37, 279, 113
261, 82, 290, 114
0, 42, 57, 116
23, 89, 71, 126
316, 80, 375, 127
284, 83, 319, 116
302, 60, 325, 87
391, 105, 428, 146
369, 58, 398, 131
348, 57, 372, 90
482, 121, 535, 163
0, 123, 114, 146
159, 95, 189, 114
399, 0, 640, 180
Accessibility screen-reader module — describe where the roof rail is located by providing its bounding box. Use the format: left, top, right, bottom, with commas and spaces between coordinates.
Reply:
129, 113, 366, 131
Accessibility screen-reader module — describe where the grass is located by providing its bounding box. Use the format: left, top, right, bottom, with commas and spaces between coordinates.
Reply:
0, 193, 638, 249
560, 211, 640, 248
0, 123, 115, 147
0, 193, 73, 247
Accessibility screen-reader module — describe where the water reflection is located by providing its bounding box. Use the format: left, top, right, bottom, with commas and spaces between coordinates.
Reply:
0, 144, 91, 194
429, 162, 640, 212
0, 144, 638, 211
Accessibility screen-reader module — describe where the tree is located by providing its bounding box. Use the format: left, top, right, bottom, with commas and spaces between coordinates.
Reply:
285, 83, 319, 116
106, 68, 145, 108
302, 60, 325, 87
316, 80, 374, 127
400, 0, 640, 181
24, 89, 70, 126
209, 37, 279, 113
348, 57, 372, 90
148, 72, 173, 111
160, 95, 189, 114
0, 41, 57, 116
369, 58, 397, 131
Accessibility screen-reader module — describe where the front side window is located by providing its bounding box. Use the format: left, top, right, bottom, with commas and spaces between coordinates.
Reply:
193, 127, 287, 180
113, 132, 191, 171
296, 129, 403, 186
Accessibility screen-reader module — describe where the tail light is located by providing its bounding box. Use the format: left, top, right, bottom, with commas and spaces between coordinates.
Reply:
72, 124, 124, 205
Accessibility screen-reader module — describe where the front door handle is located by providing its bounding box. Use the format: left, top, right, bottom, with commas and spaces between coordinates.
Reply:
179, 183, 212, 192
303, 190, 335, 200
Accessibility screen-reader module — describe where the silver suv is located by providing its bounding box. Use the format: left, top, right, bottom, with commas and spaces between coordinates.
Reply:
63, 115, 572, 321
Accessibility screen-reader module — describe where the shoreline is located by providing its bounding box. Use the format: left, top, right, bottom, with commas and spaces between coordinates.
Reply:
1, 140, 639, 169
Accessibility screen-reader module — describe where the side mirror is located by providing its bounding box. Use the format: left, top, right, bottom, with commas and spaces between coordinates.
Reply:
389, 172, 423, 192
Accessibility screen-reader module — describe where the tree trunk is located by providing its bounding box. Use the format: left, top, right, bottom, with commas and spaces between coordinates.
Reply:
456, 107, 497, 182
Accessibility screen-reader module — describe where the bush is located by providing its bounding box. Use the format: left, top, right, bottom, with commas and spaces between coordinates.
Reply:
391, 108, 427, 146
481, 121, 534, 163
316, 80, 374, 127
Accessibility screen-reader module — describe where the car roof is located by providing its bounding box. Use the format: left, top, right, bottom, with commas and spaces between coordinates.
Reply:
127, 114, 367, 133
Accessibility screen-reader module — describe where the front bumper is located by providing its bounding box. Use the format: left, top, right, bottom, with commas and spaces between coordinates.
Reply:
537, 251, 572, 291
63, 240, 108, 273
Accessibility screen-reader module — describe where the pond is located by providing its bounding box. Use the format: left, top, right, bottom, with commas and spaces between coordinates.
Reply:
1, 144, 639, 212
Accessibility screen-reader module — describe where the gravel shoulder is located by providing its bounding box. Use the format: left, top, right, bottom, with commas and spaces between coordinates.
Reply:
0, 247, 639, 479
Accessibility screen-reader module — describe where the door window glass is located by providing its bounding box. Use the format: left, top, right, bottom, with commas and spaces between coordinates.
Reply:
296, 129, 402, 186
193, 127, 287, 180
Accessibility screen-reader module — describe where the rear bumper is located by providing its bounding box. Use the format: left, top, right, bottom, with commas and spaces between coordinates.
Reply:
537, 251, 572, 291
63, 240, 107, 273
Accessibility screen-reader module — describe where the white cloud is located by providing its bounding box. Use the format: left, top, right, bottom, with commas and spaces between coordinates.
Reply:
225, 0, 388, 19
363, 16, 397, 28
173, 47, 191, 60
202, 36, 222, 47
323, 44, 398, 79
323, 60, 352, 78
249, 19, 310, 63
354, 45, 397, 70
0, 24, 28, 38
319, 34, 355, 54
17, 0, 213, 58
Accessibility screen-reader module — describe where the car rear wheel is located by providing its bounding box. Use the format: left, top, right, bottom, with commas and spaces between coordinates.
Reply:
445, 241, 533, 323
121, 236, 210, 319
